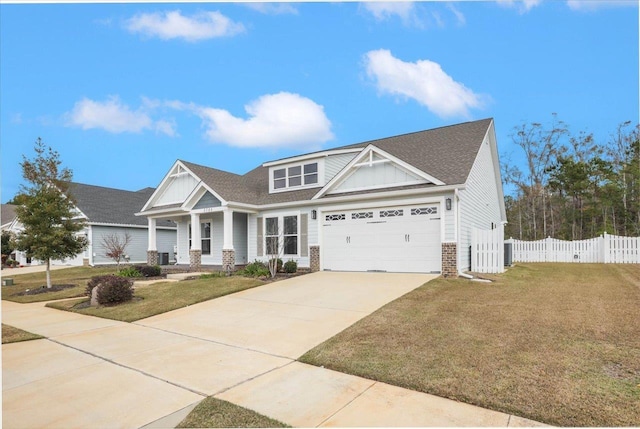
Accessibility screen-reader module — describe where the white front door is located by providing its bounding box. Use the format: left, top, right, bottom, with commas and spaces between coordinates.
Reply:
322, 204, 442, 273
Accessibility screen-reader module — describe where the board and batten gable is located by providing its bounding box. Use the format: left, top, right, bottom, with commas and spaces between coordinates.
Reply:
457, 126, 505, 271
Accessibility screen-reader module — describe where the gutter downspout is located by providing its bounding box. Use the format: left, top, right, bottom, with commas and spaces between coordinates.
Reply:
454, 188, 473, 279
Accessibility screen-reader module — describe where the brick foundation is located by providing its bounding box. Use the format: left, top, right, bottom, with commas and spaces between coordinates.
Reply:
441, 242, 457, 278
189, 249, 202, 270
222, 249, 235, 273
147, 250, 158, 266
82, 258, 90, 267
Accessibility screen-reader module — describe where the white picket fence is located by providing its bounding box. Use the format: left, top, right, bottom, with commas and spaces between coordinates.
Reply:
471, 226, 505, 273
506, 233, 640, 264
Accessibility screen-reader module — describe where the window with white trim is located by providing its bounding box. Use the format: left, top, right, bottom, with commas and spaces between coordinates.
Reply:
265, 215, 298, 256
272, 162, 318, 191
188, 222, 211, 255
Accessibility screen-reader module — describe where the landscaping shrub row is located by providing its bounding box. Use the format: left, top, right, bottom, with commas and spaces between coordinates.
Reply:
117, 264, 161, 278
240, 259, 297, 277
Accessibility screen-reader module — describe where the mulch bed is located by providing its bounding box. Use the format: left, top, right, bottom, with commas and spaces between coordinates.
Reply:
16, 284, 77, 296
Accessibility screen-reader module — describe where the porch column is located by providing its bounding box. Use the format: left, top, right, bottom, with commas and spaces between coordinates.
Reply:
147, 218, 158, 266
222, 208, 235, 272
190, 213, 201, 270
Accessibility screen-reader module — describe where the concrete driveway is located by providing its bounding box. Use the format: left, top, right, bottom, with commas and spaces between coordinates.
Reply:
137, 271, 434, 358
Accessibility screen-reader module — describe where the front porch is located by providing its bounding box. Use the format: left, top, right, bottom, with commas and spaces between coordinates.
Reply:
146, 209, 249, 271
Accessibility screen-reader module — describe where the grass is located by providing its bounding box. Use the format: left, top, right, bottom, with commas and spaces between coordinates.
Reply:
299, 263, 640, 427
2, 324, 44, 344
177, 397, 289, 428
46, 276, 264, 322
1, 266, 119, 303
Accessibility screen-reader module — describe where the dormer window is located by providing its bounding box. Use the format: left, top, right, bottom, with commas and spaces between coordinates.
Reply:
272, 162, 319, 191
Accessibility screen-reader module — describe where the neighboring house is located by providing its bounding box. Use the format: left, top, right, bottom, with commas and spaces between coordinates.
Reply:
7, 183, 176, 266
1, 204, 17, 231
138, 118, 506, 276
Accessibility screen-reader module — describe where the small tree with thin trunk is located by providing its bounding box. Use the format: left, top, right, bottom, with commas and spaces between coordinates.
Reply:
101, 232, 132, 268
13, 138, 88, 288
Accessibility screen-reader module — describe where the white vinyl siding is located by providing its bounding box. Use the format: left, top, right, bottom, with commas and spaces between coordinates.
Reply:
177, 218, 190, 264
458, 137, 503, 271
233, 212, 248, 264
325, 153, 357, 182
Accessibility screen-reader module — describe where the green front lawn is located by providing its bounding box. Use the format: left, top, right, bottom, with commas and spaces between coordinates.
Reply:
177, 397, 289, 428
1, 266, 119, 303
46, 276, 264, 322
299, 263, 640, 427
2, 324, 44, 344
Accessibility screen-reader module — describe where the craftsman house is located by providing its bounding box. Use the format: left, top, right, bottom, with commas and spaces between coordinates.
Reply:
137, 118, 506, 276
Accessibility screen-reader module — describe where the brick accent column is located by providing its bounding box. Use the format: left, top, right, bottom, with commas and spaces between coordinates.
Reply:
82, 258, 90, 267
147, 250, 158, 266
441, 243, 457, 278
309, 245, 320, 272
222, 249, 235, 273
189, 249, 202, 270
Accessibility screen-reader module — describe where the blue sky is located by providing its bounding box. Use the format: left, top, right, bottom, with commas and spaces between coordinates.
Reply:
1, 1, 637, 202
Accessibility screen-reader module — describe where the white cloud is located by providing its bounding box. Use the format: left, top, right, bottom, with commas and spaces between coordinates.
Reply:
447, 4, 466, 26
125, 10, 245, 42
65, 96, 175, 136
496, 0, 544, 13
566, 0, 637, 11
362, 1, 426, 27
190, 92, 333, 149
245, 3, 298, 15
364, 49, 485, 118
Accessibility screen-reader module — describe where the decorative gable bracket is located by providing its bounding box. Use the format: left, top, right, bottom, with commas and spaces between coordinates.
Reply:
312, 145, 445, 199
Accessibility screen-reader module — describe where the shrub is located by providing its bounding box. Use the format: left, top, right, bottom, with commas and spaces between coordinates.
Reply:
118, 266, 142, 277
133, 265, 161, 277
283, 260, 297, 274
268, 258, 283, 273
86, 275, 134, 305
86, 275, 112, 297
242, 260, 270, 277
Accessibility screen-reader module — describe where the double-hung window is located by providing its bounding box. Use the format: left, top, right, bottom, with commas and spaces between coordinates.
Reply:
265, 215, 298, 256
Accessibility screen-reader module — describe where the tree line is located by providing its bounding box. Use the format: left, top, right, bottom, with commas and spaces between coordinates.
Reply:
502, 115, 639, 241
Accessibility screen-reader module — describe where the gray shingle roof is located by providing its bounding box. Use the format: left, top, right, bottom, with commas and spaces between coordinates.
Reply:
159, 118, 493, 208
68, 183, 164, 227
1, 204, 17, 226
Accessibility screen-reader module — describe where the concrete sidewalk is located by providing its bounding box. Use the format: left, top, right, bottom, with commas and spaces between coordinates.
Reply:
2, 273, 549, 428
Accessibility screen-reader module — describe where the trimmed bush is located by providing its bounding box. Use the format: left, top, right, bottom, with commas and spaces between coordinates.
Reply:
86, 275, 134, 305
133, 265, 161, 277
283, 260, 297, 274
242, 260, 270, 277
269, 258, 283, 273
119, 266, 142, 277
87, 275, 115, 297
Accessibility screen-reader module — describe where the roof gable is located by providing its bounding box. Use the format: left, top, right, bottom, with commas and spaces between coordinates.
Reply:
314, 145, 445, 199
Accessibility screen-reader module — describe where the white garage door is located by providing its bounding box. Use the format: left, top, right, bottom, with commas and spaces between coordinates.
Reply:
322, 204, 442, 273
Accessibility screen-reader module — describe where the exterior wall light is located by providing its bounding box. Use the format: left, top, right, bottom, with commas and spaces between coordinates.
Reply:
446, 198, 452, 211
311, 209, 317, 220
